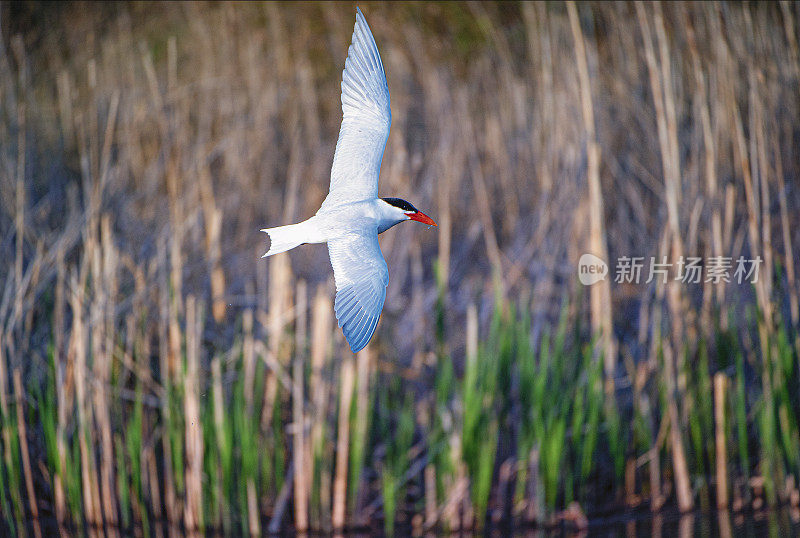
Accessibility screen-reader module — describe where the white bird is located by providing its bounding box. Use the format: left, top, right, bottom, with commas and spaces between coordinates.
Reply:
261, 7, 436, 353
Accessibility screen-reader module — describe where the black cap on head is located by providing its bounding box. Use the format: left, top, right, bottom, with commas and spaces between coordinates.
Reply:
381, 197, 418, 212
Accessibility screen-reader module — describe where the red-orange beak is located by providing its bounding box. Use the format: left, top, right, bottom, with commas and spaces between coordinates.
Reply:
407, 211, 437, 226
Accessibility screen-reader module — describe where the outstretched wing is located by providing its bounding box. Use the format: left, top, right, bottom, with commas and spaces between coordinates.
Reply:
328, 228, 389, 353
321, 7, 391, 210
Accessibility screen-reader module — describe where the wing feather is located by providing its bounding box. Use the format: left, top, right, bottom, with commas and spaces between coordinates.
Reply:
321, 8, 391, 210
329, 229, 388, 353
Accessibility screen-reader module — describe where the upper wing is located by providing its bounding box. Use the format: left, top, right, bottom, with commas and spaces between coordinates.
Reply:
321, 7, 391, 209
328, 228, 389, 353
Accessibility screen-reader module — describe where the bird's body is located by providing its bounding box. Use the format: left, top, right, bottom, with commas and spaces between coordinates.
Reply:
261, 7, 436, 353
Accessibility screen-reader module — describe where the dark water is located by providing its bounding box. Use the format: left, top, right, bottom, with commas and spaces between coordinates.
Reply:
22, 507, 800, 536
499, 508, 800, 537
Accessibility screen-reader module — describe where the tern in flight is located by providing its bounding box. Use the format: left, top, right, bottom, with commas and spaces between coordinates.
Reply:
261, 8, 436, 353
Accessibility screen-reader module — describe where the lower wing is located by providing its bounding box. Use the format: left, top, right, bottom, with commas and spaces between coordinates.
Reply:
328, 230, 389, 353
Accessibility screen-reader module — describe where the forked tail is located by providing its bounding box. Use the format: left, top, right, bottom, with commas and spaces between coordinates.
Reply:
261, 221, 312, 257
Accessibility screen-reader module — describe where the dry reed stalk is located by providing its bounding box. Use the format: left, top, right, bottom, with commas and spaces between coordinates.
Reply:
718, 509, 733, 538
645, 230, 668, 512
242, 295, 256, 413
210, 356, 225, 528
268, 461, 295, 534
636, 1, 693, 513
745, 57, 789, 501
18, 241, 42, 345
705, 11, 729, 221
462, 303, 478, 528
282, 123, 303, 228
261, 256, 294, 485
319, 470, 332, 534
566, 0, 616, 387
145, 39, 184, 391
198, 165, 226, 323
494, 459, 514, 524
157, 242, 178, 529
780, 1, 800, 78
167, 35, 177, 94
750, 70, 786, 410
522, 3, 542, 160
440, 472, 469, 531
653, 3, 683, 237
124, 433, 143, 532
70, 275, 99, 527
751, 67, 775, 311
467, 2, 517, 131
265, 2, 292, 93
722, 185, 736, 263
309, 285, 332, 528
53, 253, 67, 529
101, 217, 118, 368
714, 373, 729, 509
678, 513, 694, 538
664, 341, 693, 513
14, 102, 24, 323
409, 243, 425, 368
0, 343, 10, 508
406, 23, 456, 293
146, 446, 164, 538
655, 2, 688, 367
86, 57, 99, 193
261, 367, 279, 434
424, 464, 437, 529
293, 280, 308, 533
13, 368, 41, 538
183, 295, 203, 532
436, 116, 454, 294
649, 412, 667, 513
263, 254, 292, 430
635, 0, 686, 328
530, 1, 555, 193
310, 285, 332, 419
466, 302, 477, 371
729, 58, 774, 390
686, 15, 724, 310
332, 354, 355, 531
352, 345, 373, 520
461, 469, 474, 530
484, 112, 518, 238
246, 479, 259, 537
94, 216, 119, 534
133, 265, 155, 393
167, 263, 184, 384
296, 49, 321, 150
724, 32, 762, 308
625, 457, 638, 508
57, 69, 73, 142
524, 447, 543, 523
459, 89, 504, 293
772, 129, 800, 359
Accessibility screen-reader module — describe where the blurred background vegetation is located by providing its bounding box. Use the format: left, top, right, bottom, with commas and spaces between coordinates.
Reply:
1, 1, 799, 535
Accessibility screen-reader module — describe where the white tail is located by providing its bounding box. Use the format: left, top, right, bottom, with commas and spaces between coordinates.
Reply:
261, 221, 311, 257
